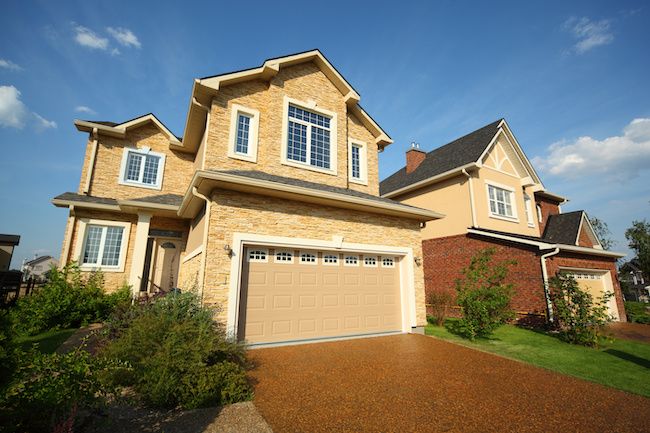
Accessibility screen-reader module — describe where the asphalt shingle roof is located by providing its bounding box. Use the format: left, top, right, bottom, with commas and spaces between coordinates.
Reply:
53, 192, 183, 207
379, 119, 503, 196
542, 211, 584, 245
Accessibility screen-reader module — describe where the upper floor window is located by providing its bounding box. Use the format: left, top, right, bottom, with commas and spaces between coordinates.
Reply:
348, 139, 368, 184
282, 97, 337, 174
119, 147, 165, 190
487, 184, 517, 220
228, 104, 259, 162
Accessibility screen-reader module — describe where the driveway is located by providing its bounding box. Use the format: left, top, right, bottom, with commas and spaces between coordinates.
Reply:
249, 334, 650, 433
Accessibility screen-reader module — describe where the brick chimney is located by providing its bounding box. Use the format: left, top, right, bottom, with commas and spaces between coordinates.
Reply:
406, 142, 426, 173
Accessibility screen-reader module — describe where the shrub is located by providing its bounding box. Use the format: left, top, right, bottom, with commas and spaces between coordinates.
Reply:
427, 291, 453, 326
625, 301, 650, 324
0, 346, 122, 432
449, 248, 515, 340
100, 291, 251, 409
0, 311, 16, 388
11, 263, 130, 336
550, 275, 613, 347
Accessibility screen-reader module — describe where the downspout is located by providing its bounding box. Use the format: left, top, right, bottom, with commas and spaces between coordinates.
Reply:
540, 247, 560, 323
462, 169, 477, 228
192, 186, 211, 303
83, 128, 98, 194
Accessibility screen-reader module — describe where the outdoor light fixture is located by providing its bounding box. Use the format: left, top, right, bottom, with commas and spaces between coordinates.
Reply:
224, 244, 233, 257
414, 256, 422, 266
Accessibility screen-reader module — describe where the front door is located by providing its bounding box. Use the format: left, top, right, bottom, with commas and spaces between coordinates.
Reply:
149, 239, 181, 293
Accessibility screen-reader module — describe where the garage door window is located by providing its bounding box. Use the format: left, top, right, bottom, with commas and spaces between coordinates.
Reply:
248, 249, 268, 263
323, 254, 339, 265
344, 255, 359, 266
382, 257, 395, 268
300, 252, 317, 265
364, 256, 378, 267
275, 251, 294, 263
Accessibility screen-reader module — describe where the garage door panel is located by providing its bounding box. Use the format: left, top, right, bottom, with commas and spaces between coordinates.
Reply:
240, 248, 402, 344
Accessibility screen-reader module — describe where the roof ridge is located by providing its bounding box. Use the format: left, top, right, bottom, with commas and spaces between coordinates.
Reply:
423, 118, 503, 156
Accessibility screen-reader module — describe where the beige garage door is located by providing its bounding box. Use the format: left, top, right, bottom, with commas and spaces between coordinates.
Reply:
561, 270, 619, 320
238, 247, 402, 344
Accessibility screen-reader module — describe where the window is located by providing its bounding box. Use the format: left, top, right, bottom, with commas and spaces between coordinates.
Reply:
348, 139, 367, 184
382, 257, 395, 268
300, 252, 317, 264
228, 104, 259, 162
536, 204, 543, 223
323, 254, 339, 265
275, 250, 294, 263
248, 249, 268, 262
119, 148, 165, 189
524, 194, 534, 227
363, 256, 377, 267
81, 225, 125, 268
344, 255, 359, 266
487, 184, 516, 219
282, 98, 337, 174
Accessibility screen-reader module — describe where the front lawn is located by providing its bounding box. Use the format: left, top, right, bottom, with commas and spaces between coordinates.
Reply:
16, 328, 77, 354
426, 321, 650, 397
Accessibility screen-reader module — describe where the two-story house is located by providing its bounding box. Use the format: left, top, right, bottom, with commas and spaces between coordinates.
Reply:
53, 50, 443, 345
380, 119, 626, 322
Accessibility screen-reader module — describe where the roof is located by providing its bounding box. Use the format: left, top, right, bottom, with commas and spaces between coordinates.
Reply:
52, 192, 184, 212
0, 234, 20, 245
24, 255, 54, 266
380, 119, 503, 196
542, 211, 584, 245
534, 190, 569, 204
75, 114, 183, 148
215, 170, 416, 208
183, 49, 392, 154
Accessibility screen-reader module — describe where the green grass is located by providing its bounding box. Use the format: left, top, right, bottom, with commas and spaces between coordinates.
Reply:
16, 328, 77, 354
425, 321, 650, 397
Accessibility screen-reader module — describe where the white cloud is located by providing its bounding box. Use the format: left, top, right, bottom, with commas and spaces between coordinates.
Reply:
73, 25, 109, 50
34, 113, 57, 130
533, 118, 650, 179
564, 17, 614, 54
107, 27, 141, 48
75, 105, 96, 115
0, 85, 28, 128
0, 85, 56, 130
0, 59, 22, 71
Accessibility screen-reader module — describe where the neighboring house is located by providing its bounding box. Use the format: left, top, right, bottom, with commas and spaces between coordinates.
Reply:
21, 255, 58, 282
619, 260, 649, 302
380, 119, 627, 322
0, 234, 20, 271
53, 50, 442, 346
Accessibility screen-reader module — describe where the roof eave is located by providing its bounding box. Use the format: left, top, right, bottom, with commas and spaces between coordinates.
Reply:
381, 162, 478, 199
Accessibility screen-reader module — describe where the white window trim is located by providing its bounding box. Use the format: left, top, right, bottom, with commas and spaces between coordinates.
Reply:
524, 194, 535, 228
344, 255, 359, 267
299, 251, 317, 265
227, 104, 260, 163
382, 257, 396, 268
363, 255, 378, 267
274, 250, 294, 264
485, 181, 518, 222
280, 96, 338, 176
348, 139, 368, 185
322, 254, 339, 266
118, 147, 166, 190
247, 248, 268, 263
74, 218, 131, 273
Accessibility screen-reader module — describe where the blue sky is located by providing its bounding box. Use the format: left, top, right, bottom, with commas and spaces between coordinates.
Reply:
1, 0, 648, 267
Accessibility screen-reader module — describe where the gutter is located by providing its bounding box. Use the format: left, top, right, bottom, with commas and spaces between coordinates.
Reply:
540, 247, 560, 323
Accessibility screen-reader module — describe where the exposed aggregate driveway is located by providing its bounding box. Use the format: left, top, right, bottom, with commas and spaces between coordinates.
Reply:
249, 334, 650, 433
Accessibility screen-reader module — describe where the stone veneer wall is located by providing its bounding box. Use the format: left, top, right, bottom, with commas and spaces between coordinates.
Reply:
202, 189, 426, 325
178, 252, 202, 293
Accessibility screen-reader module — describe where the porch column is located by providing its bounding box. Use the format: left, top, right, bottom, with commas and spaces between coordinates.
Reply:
129, 212, 152, 295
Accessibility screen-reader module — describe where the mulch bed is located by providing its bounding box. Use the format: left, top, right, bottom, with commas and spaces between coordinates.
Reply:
249, 334, 650, 433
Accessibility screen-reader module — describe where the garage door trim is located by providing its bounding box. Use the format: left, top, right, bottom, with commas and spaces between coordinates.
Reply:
226, 232, 418, 340
558, 266, 620, 320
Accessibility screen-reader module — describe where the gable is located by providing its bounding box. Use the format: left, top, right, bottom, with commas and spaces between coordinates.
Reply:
481, 130, 531, 179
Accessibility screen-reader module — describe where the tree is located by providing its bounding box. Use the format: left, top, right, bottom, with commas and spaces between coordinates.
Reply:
625, 219, 650, 276
589, 216, 614, 250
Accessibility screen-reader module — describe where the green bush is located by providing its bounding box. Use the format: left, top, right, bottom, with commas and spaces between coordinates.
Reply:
624, 301, 650, 324
0, 311, 16, 388
0, 346, 122, 433
11, 263, 131, 336
427, 290, 453, 326
100, 291, 251, 409
448, 248, 515, 340
550, 275, 613, 347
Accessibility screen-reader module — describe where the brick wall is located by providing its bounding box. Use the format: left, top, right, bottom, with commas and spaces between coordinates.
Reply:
546, 253, 627, 321
535, 196, 560, 235
422, 234, 548, 318
577, 225, 594, 247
